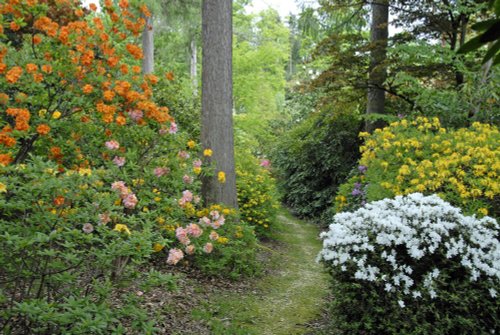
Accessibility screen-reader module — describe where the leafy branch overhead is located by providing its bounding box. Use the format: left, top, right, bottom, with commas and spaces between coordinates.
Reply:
458, 0, 500, 64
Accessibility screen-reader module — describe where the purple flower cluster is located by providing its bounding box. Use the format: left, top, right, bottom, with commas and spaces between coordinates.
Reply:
351, 181, 367, 206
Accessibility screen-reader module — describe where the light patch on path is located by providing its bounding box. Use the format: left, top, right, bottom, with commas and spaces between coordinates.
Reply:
198, 211, 330, 335
253, 214, 329, 335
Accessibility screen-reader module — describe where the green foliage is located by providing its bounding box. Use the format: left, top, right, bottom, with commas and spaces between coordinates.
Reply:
327, 270, 499, 334
272, 107, 362, 220
153, 76, 201, 138
458, 0, 500, 65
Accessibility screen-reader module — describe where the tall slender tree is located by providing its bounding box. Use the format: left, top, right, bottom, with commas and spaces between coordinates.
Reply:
201, 0, 238, 208
142, 14, 154, 74
366, 0, 389, 132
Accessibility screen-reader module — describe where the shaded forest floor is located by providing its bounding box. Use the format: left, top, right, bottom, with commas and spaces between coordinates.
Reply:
135, 210, 331, 334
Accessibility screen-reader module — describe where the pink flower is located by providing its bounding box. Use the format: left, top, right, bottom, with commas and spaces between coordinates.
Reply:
127, 109, 143, 121
211, 216, 225, 229
111, 181, 127, 193
185, 245, 195, 255
260, 159, 270, 167
199, 216, 211, 226
209, 231, 219, 241
82, 223, 94, 234
193, 159, 202, 168
113, 156, 126, 167
169, 121, 178, 134
175, 227, 190, 245
210, 210, 220, 220
182, 190, 193, 202
178, 151, 189, 159
186, 223, 203, 238
167, 248, 184, 265
123, 193, 138, 209
105, 140, 120, 150
159, 127, 168, 135
183, 175, 193, 184
194, 196, 201, 204
154, 167, 170, 177
203, 242, 213, 254
98, 213, 111, 225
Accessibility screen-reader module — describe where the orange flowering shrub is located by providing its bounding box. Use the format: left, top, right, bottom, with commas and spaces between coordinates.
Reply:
0, 2, 258, 332
0, 1, 252, 333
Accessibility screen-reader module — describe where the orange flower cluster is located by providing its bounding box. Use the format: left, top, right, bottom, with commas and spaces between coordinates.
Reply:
1, 0, 173, 167
126, 44, 143, 60
33, 16, 59, 37
6, 66, 23, 84
6, 108, 30, 131
82, 84, 93, 94
0, 126, 16, 147
36, 124, 51, 135
0, 153, 13, 166
96, 101, 118, 123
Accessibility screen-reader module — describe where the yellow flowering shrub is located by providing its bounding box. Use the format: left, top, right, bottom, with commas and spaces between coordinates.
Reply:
236, 157, 279, 238
336, 117, 499, 218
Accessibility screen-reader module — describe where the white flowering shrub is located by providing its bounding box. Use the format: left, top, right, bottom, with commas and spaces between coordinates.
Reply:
318, 193, 500, 334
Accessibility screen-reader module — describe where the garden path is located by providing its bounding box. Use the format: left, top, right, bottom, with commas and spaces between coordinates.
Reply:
195, 211, 330, 334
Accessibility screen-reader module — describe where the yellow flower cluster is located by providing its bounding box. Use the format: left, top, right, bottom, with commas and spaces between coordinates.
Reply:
236, 168, 278, 231
349, 118, 499, 217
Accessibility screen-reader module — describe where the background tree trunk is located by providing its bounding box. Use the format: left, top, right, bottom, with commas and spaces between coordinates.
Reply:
142, 15, 154, 74
201, 0, 238, 208
366, 0, 389, 132
190, 37, 198, 95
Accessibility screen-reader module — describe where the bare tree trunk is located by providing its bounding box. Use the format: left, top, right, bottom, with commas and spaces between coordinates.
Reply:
142, 15, 154, 74
366, 0, 389, 132
190, 37, 198, 95
201, 0, 238, 208
471, 57, 493, 118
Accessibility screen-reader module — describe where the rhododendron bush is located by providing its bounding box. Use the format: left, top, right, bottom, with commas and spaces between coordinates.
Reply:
319, 193, 500, 334
335, 117, 500, 219
0, 1, 257, 333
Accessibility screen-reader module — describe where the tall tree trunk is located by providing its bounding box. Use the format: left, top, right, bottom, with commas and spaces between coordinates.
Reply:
190, 37, 198, 95
365, 0, 389, 132
142, 15, 154, 74
454, 13, 468, 86
201, 0, 238, 208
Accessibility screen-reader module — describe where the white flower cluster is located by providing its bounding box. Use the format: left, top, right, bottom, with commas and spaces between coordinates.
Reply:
318, 193, 500, 301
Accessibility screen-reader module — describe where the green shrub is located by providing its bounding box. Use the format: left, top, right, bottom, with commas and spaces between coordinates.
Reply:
273, 109, 362, 219
0, 159, 162, 334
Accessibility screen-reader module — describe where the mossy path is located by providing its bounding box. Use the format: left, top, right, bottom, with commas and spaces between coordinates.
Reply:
193, 210, 330, 334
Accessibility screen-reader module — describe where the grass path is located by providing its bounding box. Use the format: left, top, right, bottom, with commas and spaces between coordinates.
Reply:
193, 210, 330, 334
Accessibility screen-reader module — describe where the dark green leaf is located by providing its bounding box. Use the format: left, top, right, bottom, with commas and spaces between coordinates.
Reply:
483, 39, 500, 63
471, 19, 498, 32
457, 35, 483, 54
480, 21, 500, 43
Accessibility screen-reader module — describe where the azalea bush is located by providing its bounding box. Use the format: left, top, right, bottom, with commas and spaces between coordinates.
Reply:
151, 203, 259, 280
335, 117, 500, 218
0, 159, 164, 334
0, 0, 258, 333
236, 153, 279, 238
319, 193, 500, 334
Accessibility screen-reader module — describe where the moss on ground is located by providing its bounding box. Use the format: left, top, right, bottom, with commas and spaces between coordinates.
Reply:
193, 210, 330, 335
